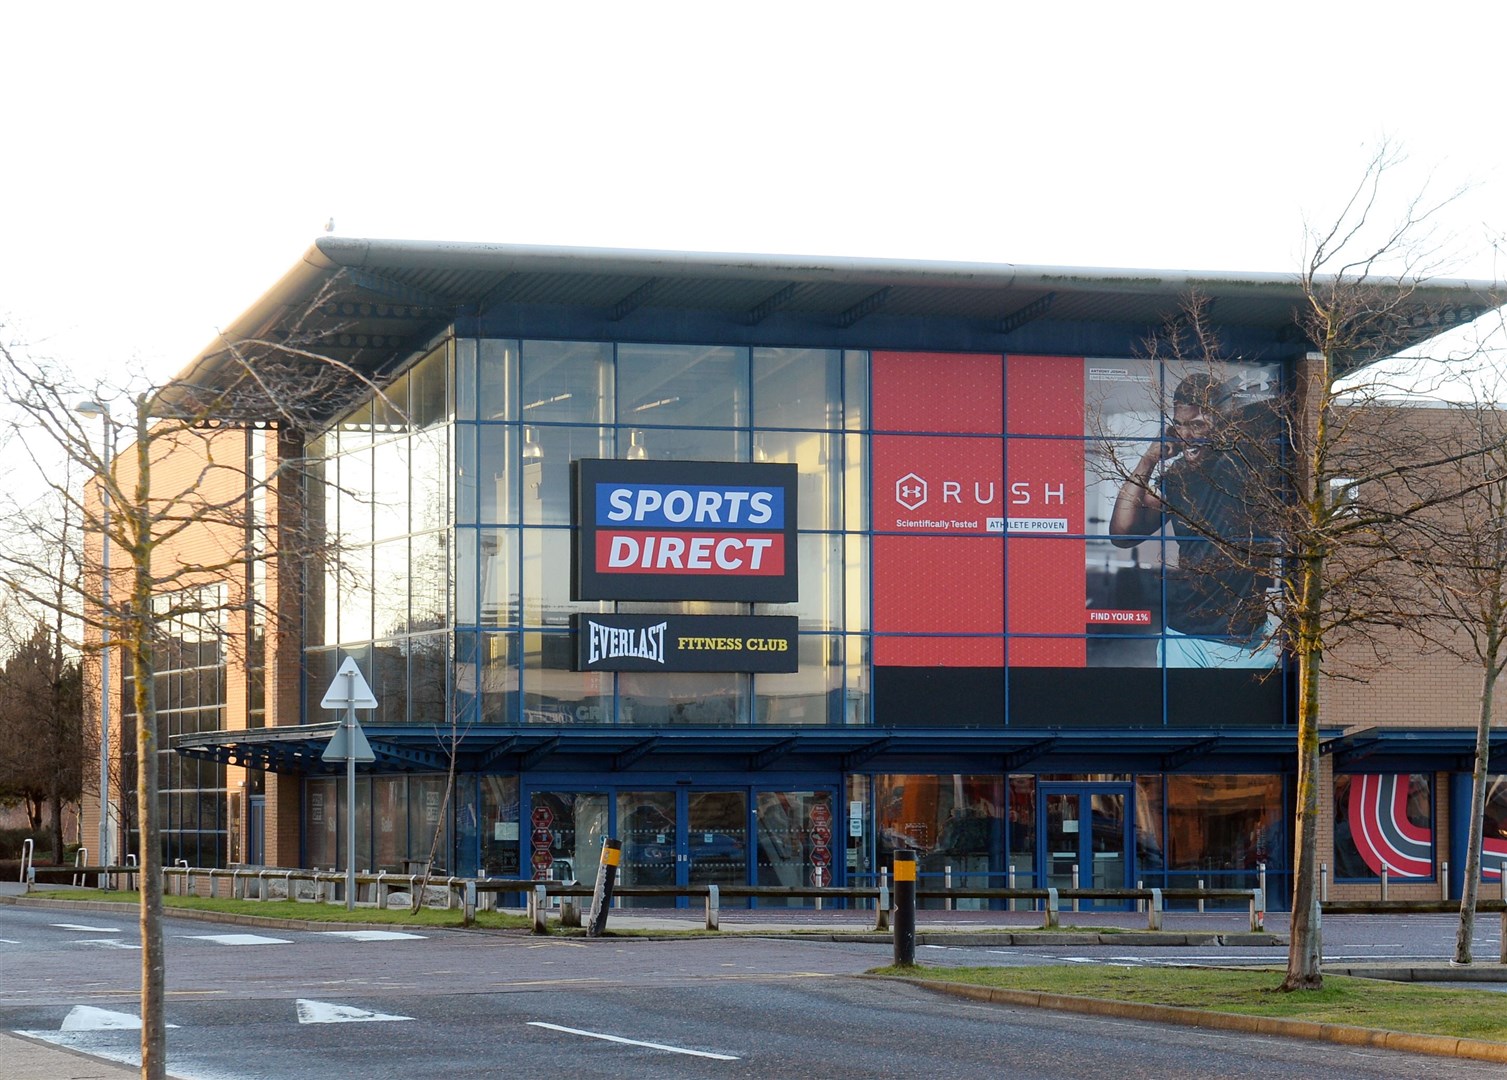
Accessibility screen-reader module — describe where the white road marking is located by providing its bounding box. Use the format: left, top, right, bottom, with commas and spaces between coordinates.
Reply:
58, 1005, 178, 1031
295, 999, 412, 1024
185, 933, 291, 946
51, 923, 120, 932
0, 938, 19, 944
528, 1021, 739, 1060
75, 939, 141, 950
312, 930, 425, 941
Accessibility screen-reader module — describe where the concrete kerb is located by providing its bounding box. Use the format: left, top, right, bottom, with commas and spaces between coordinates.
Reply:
895, 977, 1507, 1065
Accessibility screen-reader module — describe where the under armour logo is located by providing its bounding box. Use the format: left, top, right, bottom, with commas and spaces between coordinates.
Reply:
896, 472, 928, 510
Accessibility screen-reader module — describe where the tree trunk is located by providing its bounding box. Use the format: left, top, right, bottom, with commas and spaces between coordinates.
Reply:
1283, 557, 1326, 990
1455, 631, 1500, 965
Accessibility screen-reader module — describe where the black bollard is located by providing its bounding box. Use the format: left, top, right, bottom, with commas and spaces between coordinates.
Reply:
587, 837, 621, 937
893, 850, 916, 967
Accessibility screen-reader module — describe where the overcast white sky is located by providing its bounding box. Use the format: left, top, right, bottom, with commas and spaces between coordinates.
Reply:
3, 2, 1504, 389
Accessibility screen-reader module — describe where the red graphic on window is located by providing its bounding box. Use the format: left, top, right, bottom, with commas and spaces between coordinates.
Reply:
1347, 774, 1432, 878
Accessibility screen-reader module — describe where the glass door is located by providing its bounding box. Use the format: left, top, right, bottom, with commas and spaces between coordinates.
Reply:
1040, 784, 1132, 911
686, 791, 748, 891
617, 791, 678, 906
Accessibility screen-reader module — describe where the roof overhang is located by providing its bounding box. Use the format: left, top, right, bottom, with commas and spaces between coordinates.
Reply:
1322, 727, 1507, 773
161, 237, 1503, 426
173, 724, 1315, 776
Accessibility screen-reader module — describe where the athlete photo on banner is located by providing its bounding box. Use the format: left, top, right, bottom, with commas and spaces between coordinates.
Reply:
1085, 356, 1282, 670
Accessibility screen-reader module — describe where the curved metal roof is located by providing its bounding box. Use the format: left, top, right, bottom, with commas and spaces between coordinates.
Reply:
167, 236, 1502, 422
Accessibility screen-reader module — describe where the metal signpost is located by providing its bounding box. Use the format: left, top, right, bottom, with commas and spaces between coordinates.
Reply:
320, 657, 377, 911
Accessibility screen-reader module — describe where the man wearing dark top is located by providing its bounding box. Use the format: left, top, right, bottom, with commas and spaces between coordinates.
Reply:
1110, 372, 1276, 667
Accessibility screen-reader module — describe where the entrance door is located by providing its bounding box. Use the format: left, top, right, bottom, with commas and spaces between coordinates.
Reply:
246, 796, 265, 866
1040, 784, 1132, 910
617, 790, 750, 907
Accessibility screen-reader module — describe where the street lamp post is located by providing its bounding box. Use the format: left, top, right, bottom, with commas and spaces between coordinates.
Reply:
75, 400, 114, 887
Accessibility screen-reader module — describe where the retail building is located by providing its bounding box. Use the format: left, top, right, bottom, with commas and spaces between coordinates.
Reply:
80, 238, 1507, 908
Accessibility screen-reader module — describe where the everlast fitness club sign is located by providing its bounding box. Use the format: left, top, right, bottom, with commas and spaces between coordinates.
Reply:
572, 613, 800, 673
572, 459, 801, 673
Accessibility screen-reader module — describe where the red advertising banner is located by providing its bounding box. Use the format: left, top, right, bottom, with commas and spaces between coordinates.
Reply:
871, 352, 1086, 668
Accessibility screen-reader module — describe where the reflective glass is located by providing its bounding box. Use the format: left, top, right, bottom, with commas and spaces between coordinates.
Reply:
754, 790, 832, 898
617, 344, 748, 428
480, 775, 521, 877
523, 526, 602, 626
521, 340, 613, 424
750, 430, 839, 530
411, 427, 448, 533
372, 539, 409, 638
522, 631, 608, 724
371, 438, 409, 543
617, 425, 742, 463
409, 633, 447, 725
522, 425, 611, 525
754, 635, 839, 725
752, 348, 840, 430
617, 671, 748, 726
1167, 775, 1284, 874
755, 533, 841, 631
478, 424, 518, 525
477, 338, 517, 422
410, 343, 450, 429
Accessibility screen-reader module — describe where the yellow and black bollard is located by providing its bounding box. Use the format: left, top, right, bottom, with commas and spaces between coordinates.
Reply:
893, 850, 917, 967
587, 837, 621, 937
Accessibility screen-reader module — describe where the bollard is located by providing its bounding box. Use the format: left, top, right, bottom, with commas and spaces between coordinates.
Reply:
1321, 862, 1329, 902
944, 864, 953, 911
530, 884, 549, 934
874, 879, 891, 931
1500, 877, 1507, 965
1250, 888, 1264, 932
1043, 887, 1060, 929
1007, 865, 1017, 912
705, 884, 720, 931
1147, 888, 1163, 931
463, 880, 477, 927
1381, 866, 1389, 901
814, 865, 824, 912
1136, 878, 1145, 914
1197, 878, 1205, 914
560, 897, 581, 928
1258, 862, 1267, 912
1071, 864, 1080, 912
1441, 861, 1449, 901
588, 838, 621, 937
892, 851, 917, 968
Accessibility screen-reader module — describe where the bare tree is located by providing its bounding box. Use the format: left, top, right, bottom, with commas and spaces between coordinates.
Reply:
1097, 145, 1504, 990
0, 304, 370, 1079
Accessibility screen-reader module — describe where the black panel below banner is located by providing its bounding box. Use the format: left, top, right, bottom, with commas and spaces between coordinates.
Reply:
1007, 667, 1163, 727
874, 667, 1005, 727
1167, 668, 1286, 727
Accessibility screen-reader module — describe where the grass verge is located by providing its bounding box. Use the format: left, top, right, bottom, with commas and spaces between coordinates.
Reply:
875, 964, 1507, 1042
25, 890, 531, 930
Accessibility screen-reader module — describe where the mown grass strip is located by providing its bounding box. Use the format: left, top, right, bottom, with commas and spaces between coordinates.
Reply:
26, 890, 531, 930
874, 964, 1507, 1042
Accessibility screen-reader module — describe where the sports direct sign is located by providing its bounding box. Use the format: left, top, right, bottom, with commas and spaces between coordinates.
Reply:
573, 459, 799, 601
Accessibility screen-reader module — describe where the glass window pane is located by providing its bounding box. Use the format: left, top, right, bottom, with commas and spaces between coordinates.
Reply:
480, 775, 521, 877
409, 632, 448, 724
478, 424, 517, 525
521, 340, 614, 424
752, 348, 840, 430
372, 438, 409, 542
522, 631, 608, 724
618, 344, 748, 428
411, 427, 448, 534
411, 531, 447, 631
480, 528, 519, 627
339, 544, 373, 644
524, 425, 611, 525
477, 339, 517, 421
619, 426, 742, 463
617, 671, 748, 726
756, 533, 840, 632
372, 539, 409, 638
844, 350, 868, 432
755, 635, 839, 725
373, 777, 406, 870
523, 526, 602, 627
455, 424, 479, 526
752, 431, 838, 531
1167, 775, 1284, 874
455, 338, 477, 421
411, 343, 450, 429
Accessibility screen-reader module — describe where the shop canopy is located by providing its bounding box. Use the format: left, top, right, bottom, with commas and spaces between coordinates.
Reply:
173, 723, 1329, 778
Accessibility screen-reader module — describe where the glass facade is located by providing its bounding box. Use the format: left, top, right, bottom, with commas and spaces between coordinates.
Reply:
123, 586, 229, 867
292, 332, 1297, 897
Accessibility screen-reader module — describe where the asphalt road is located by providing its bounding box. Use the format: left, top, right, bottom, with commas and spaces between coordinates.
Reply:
4, 903, 1506, 1079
